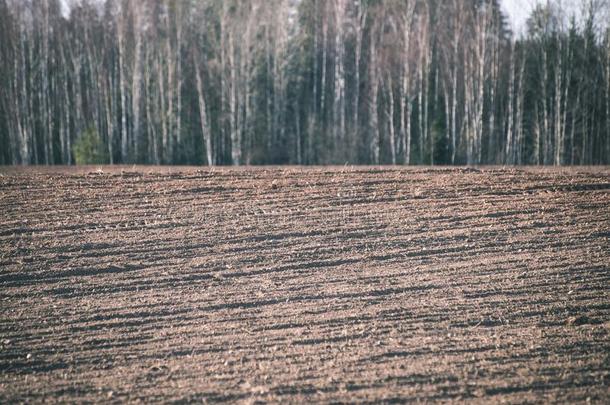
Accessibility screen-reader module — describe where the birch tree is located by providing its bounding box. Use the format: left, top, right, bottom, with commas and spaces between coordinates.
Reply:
0, 0, 607, 166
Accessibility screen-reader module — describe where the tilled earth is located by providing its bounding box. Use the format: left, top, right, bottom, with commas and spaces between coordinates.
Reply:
1, 166, 609, 403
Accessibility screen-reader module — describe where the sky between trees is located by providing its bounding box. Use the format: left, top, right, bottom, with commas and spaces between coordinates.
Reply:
56, 0, 596, 30
503, 0, 568, 30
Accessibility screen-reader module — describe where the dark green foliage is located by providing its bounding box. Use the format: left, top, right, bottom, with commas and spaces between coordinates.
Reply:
72, 128, 108, 165
431, 118, 449, 165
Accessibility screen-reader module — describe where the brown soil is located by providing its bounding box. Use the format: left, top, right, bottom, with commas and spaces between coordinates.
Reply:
1, 166, 609, 403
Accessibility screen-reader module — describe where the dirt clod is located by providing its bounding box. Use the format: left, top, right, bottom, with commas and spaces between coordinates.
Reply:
567, 315, 602, 326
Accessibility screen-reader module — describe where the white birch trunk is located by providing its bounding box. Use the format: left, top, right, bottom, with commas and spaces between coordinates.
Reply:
386, 75, 396, 164
506, 41, 516, 165
195, 55, 212, 166
401, 2, 415, 165
132, 8, 143, 162
165, 11, 175, 162
516, 52, 525, 165
333, 0, 346, 156
369, 28, 379, 164
353, 3, 366, 159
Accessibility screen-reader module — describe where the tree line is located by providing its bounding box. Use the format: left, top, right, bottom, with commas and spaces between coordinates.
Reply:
0, 0, 609, 166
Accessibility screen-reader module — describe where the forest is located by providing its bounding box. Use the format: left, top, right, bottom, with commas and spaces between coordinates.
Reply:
0, 0, 609, 166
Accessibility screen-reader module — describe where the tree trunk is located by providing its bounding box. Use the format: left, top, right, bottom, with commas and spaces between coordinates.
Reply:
386, 74, 396, 165
195, 55, 212, 166
369, 28, 379, 164
506, 41, 515, 164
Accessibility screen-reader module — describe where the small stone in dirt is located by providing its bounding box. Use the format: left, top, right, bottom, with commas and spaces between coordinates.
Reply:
567, 315, 602, 326
149, 365, 167, 373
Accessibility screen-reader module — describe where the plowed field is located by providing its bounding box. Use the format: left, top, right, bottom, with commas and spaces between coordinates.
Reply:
1, 166, 609, 403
